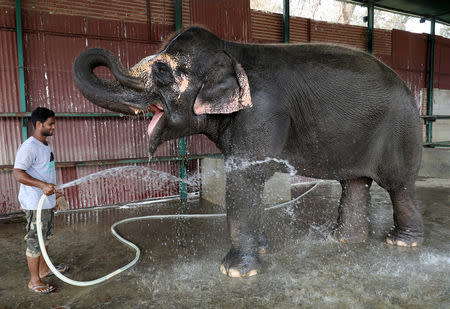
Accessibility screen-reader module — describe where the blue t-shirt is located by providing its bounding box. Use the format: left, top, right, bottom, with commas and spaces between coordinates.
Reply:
14, 136, 56, 210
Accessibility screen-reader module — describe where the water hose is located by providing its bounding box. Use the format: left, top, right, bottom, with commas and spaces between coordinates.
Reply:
36, 181, 322, 286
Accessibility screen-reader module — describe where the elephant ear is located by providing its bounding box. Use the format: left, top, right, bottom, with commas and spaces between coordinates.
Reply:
193, 51, 252, 115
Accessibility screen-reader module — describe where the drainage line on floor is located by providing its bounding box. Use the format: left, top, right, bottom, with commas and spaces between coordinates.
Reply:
36, 181, 323, 287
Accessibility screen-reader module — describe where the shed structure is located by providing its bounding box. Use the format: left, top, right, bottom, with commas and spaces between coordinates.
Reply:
1, 0, 449, 215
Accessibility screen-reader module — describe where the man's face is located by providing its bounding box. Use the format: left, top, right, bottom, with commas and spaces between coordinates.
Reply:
38, 116, 56, 136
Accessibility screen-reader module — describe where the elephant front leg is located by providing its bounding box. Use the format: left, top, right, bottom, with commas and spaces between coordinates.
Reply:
220, 171, 265, 277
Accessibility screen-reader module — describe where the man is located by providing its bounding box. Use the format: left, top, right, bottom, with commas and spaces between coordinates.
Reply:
14, 107, 69, 294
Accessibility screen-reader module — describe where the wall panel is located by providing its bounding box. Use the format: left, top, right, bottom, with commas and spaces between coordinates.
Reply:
290, 16, 308, 43
374, 28, 392, 56
0, 29, 19, 112
435, 36, 450, 89
191, 0, 249, 42
310, 20, 367, 51
0, 1, 16, 29
51, 118, 98, 162
0, 170, 19, 214
250, 10, 282, 43
182, 0, 192, 26
186, 134, 220, 156
150, 0, 175, 41
0, 118, 22, 165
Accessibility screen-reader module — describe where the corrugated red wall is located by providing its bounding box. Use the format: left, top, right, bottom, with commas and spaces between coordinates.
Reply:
248, 10, 450, 108
1, 1, 450, 214
191, 0, 250, 41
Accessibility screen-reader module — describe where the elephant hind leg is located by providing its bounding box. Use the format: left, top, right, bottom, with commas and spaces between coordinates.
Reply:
331, 177, 372, 243
386, 182, 424, 247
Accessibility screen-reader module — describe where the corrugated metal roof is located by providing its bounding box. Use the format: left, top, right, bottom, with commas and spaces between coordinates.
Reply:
345, 0, 450, 25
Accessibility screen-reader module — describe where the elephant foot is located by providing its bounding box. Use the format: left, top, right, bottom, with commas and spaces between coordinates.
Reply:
220, 248, 261, 278
258, 231, 269, 254
386, 228, 423, 247
330, 224, 368, 244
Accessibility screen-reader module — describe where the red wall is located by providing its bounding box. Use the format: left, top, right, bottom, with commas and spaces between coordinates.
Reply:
1, 0, 449, 214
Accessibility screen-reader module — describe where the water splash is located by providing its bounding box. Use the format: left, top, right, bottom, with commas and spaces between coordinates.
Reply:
57, 165, 201, 190
57, 157, 299, 191
419, 252, 450, 266
224, 157, 298, 176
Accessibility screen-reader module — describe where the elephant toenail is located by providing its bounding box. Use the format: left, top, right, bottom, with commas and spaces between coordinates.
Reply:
246, 269, 258, 277
228, 268, 242, 277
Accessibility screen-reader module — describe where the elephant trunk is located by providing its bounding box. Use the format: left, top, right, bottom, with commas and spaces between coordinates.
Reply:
73, 48, 146, 114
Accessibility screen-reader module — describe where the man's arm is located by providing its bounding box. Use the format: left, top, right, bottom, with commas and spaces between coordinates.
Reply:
13, 168, 56, 196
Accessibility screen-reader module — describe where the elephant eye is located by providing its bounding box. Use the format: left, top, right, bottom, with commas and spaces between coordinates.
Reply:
153, 61, 174, 86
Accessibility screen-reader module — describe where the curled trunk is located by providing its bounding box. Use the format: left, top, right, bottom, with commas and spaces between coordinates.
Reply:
72, 48, 146, 114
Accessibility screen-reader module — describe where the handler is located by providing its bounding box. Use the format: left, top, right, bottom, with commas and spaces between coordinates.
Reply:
13, 107, 69, 295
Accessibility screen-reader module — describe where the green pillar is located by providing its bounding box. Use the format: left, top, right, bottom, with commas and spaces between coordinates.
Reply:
426, 19, 435, 144
283, 0, 289, 43
174, 0, 188, 201
15, 0, 27, 142
175, 0, 182, 31
367, 4, 374, 54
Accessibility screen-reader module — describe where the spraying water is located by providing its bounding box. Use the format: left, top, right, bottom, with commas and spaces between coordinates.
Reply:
57, 165, 201, 190
57, 157, 298, 192
224, 157, 298, 176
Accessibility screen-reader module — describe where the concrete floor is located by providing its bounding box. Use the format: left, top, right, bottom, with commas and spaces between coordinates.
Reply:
0, 178, 449, 308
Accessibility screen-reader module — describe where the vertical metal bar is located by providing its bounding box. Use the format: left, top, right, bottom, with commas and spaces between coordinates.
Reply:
174, 0, 182, 32
174, 0, 188, 201
367, 4, 374, 54
426, 19, 435, 144
15, 0, 27, 142
283, 0, 290, 43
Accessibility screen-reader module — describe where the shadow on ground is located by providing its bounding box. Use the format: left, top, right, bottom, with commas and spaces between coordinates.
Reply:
0, 178, 449, 308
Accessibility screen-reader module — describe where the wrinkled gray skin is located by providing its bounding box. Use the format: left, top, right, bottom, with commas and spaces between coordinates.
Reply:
73, 27, 424, 277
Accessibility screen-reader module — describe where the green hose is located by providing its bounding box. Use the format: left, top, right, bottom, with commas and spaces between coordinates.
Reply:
36, 181, 322, 286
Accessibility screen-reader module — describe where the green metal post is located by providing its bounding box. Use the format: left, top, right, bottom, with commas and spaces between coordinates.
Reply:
283, 0, 289, 43
15, 0, 27, 142
174, 0, 182, 32
367, 4, 374, 54
174, 0, 188, 201
426, 19, 435, 144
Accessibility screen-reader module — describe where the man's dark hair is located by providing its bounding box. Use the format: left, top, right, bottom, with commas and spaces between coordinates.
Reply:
30, 107, 55, 127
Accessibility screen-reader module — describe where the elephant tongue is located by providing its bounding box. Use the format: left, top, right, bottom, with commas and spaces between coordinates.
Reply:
148, 107, 164, 137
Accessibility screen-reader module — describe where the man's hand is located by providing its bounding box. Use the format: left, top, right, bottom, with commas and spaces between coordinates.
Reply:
41, 183, 56, 196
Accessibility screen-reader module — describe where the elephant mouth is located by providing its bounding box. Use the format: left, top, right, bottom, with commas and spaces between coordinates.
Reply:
147, 102, 165, 137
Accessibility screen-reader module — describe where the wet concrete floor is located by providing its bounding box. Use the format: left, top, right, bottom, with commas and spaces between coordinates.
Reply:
0, 178, 449, 308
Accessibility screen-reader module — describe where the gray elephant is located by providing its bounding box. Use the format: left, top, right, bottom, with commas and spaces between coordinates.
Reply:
73, 26, 424, 277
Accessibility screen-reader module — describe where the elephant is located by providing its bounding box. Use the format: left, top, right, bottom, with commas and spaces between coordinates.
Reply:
73, 26, 424, 277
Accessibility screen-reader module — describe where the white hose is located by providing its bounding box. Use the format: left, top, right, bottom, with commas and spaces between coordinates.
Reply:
36, 180, 322, 286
